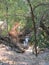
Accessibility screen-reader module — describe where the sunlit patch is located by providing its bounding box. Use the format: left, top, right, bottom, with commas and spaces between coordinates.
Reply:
25, 46, 32, 53
17, 62, 28, 65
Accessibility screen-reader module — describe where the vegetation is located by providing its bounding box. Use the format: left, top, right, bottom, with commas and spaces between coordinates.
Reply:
0, 0, 49, 56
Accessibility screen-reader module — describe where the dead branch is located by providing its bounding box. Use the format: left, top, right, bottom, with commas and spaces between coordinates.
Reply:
27, 0, 38, 56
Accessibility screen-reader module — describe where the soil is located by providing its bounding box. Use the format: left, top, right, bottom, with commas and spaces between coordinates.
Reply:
0, 44, 49, 65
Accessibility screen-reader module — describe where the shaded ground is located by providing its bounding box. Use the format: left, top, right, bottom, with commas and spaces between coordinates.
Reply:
0, 44, 49, 65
